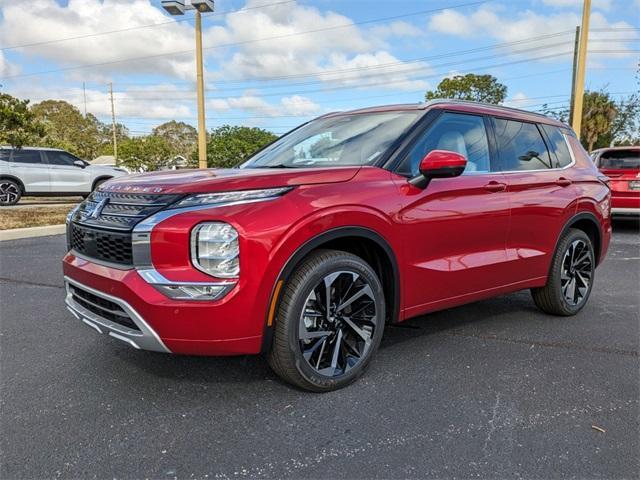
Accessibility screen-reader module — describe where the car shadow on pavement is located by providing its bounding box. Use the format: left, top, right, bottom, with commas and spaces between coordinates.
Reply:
612, 217, 639, 232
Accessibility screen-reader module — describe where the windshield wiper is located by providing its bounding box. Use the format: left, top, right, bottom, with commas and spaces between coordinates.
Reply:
253, 164, 300, 169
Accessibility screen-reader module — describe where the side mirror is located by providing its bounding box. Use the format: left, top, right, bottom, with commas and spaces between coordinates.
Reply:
73, 160, 86, 168
408, 150, 467, 189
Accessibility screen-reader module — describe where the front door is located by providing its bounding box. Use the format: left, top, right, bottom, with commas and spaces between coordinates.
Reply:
393, 111, 511, 317
44, 151, 91, 193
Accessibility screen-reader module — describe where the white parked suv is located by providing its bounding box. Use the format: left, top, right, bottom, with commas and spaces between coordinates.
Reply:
0, 147, 128, 206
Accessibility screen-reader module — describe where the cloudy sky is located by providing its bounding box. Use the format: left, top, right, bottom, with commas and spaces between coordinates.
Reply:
0, 0, 638, 136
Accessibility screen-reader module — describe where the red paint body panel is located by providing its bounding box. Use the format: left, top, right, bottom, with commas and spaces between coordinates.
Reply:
63, 103, 612, 356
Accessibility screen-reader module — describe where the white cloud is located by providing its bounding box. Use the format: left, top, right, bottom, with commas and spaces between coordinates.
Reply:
502, 92, 536, 108
0, 51, 20, 77
208, 93, 321, 117
0, 0, 205, 80
370, 21, 422, 39
428, 6, 638, 60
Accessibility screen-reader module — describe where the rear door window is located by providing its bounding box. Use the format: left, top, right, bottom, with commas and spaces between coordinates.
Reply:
10, 150, 45, 164
598, 150, 640, 170
0, 150, 11, 162
540, 124, 573, 168
493, 118, 553, 171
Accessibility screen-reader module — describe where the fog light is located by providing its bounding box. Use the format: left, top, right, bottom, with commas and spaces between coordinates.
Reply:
191, 222, 240, 278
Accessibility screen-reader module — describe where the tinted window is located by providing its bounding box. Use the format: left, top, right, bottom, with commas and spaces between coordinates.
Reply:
10, 150, 44, 164
493, 119, 553, 171
47, 151, 81, 166
541, 124, 573, 168
0, 150, 11, 162
599, 150, 640, 170
399, 112, 491, 176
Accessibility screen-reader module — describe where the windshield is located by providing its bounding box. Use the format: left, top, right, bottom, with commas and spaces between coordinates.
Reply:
241, 111, 421, 169
599, 150, 640, 170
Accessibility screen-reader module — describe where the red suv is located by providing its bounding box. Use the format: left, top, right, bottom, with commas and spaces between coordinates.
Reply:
63, 101, 611, 391
591, 146, 639, 216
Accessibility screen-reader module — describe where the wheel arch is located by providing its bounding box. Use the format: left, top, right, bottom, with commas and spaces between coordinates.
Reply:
261, 226, 400, 352
0, 175, 25, 193
557, 211, 603, 265
91, 176, 113, 191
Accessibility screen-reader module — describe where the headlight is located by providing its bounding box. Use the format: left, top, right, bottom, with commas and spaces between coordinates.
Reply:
173, 187, 292, 209
191, 222, 240, 278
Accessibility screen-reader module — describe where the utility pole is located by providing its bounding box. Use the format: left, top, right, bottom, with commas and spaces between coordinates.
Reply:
109, 82, 118, 166
568, 26, 580, 126
82, 82, 87, 118
571, 0, 591, 139
195, 10, 207, 169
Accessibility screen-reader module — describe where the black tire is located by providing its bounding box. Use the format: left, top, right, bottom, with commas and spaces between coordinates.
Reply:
0, 179, 22, 206
531, 228, 595, 316
268, 249, 385, 392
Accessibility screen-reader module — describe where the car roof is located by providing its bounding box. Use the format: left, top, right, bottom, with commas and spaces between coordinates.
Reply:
591, 146, 640, 153
323, 99, 570, 129
0, 146, 65, 152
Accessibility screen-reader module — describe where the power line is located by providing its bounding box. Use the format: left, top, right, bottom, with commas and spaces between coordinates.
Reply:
0, 0, 298, 51
0, 0, 492, 80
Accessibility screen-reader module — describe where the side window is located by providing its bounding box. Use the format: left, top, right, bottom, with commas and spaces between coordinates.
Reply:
0, 150, 11, 162
47, 152, 80, 166
10, 150, 44, 164
541, 124, 573, 168
398, 112, 491, 176
493, 118, 553, 171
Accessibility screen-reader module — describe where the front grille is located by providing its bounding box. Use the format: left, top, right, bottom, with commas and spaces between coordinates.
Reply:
69, 284, 139, 331
71, 223, 133, 266
68, 190, 182, 266
71, 191, 183, 231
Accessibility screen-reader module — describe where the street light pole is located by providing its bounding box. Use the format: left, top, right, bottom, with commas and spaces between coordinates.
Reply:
194, 10, 207, 169
161, 0, 214, 169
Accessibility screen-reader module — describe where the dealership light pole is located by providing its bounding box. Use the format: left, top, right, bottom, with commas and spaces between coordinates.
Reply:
161, 0, 213, 169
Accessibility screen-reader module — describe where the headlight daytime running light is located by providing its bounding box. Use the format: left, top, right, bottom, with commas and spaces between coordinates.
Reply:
174, 187, 293, 209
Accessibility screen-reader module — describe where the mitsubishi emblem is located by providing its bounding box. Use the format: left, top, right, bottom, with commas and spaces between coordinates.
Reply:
89, 198, 109, 219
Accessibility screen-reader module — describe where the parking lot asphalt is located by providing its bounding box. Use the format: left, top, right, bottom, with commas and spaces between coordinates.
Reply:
1, 220, 638, 479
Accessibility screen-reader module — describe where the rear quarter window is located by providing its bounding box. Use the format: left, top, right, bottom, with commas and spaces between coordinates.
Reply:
540, 124, 574, 168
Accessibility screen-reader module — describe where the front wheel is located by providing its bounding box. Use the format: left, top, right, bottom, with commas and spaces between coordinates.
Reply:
268, 249, 385, 392
531, 228, 595, 316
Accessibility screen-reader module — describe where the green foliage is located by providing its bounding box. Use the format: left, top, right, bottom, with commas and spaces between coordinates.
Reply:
118, 136, 176, 172
580, 90, 618, 152
0, 92, 45, 147
425, 74, 507, 104
202, 125, 278, 168
152, 121, 198, 159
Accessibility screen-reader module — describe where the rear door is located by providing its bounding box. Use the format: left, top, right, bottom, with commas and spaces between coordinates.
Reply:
44, 150, 91, 193
7, 149, 51, 193
393, 111, 511, 315
492, 118, 578, 283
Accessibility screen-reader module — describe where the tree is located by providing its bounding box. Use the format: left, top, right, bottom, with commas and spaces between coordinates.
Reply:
152, 121, 198, 159
580, 90, 618, 152
31, 100, 102, 159
600, 93, 640, 147
425, 74, 507, 104
0, 92, 45, 147
118, 136, 175, 172
202, 125, 278, 168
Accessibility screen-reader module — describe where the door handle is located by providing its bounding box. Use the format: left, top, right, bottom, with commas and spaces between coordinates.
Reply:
556, 177, 572, 187
484, 181, 507, 192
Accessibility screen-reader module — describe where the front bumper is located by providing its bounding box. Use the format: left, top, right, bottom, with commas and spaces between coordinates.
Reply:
62, 253, 265, 356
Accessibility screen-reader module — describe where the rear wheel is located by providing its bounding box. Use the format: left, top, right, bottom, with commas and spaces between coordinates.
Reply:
268, 249, 385, 392
0, 180, 21, 206
531, 228, 595, 316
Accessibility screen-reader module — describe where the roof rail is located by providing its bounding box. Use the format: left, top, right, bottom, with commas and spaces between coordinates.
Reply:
423, 98, 559, 121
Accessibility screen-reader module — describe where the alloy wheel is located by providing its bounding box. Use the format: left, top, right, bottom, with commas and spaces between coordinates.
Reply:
561, 239, 593, 306
0, 182, 20, 205
299, 270, 378, 377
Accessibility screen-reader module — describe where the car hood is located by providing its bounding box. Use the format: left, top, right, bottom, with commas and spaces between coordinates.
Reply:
99, 166, 361, 194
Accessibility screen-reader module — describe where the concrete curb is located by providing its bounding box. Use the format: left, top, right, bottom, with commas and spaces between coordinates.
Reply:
0, 224, 66, 242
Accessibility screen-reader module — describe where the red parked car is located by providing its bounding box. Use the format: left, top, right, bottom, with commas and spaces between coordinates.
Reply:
591, 146, 640, 216
63, 101, 611, 391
